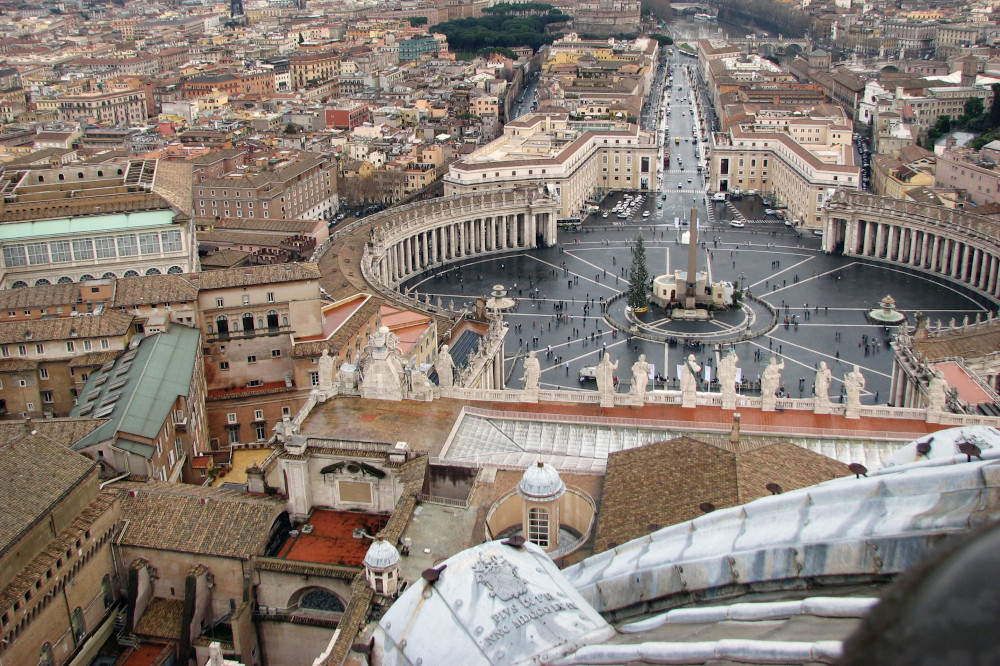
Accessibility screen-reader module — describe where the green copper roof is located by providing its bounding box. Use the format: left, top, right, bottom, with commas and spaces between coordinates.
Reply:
71, 325, 200, 454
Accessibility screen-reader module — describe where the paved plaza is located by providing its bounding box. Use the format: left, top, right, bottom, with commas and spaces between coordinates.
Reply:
404, 206, 994, 404
403, 53, 993, 405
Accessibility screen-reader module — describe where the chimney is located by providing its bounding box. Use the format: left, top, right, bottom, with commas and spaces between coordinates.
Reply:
730, 412, 741, 444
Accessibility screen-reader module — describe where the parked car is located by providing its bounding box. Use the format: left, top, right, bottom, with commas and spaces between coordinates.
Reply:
712, 192, 726, 201
764, 209, 777, 216
729, 220, 745, 228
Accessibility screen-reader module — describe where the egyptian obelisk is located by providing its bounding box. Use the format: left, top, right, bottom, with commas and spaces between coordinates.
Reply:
684, 198, 698, 309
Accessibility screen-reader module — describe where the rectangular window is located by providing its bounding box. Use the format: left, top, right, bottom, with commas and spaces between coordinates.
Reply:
100, 339, 109, 350
255, 423, 266, 440
66, 341, 74, 352
25, 402, 33, 412
282, 406, 291, 417
94, 237, 116, 259
49, 240, 71, 263
17, 345, 26, 356
2, 245, 26, 267
138, 232, 161, 255
1, 346, 7, 357
310, 371, 319, 386
247, 355, 257, 363
228, 426, 239, 444
35, 344, 44, 355
41, 391, 52, 403
227, 413, 238, 424
39, 367, 48, 379
254, 409, 264, 420
116, 234, 138, 257
26, 242, 49, 265
83, 340, 92, 351
220, 361, 229, 370
216, 298, 224, 308
266, 292, 275, 303
272, 349, 281, 357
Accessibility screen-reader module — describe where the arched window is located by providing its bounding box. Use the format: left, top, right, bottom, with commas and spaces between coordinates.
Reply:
71, 606, 85, 643
10, 281, 27, 289
57, 276, 73, 284
145, 268, 161, 276
97, 170, 103, 177
102, 574, 114, 609
58, 174, 64, 181
39, 643, 54, 666
34, 278, 51, 287
242, 313, 254, 333
167, 266, 183, 274
123, 270, 139, 278
101, 272, 117, 279
216, 315, 229, 337
289, 586, 345, 613
528, 507, 549, 548
267, 310, 279, 329
37, 175, 44, 182
79, 274, 95, 282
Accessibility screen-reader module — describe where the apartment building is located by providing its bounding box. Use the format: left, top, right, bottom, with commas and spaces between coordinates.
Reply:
182, 70, 276, 98
935, 144, 1000, 206
288, 50, 340, 90
444, 112, 657, 218
194, 152, 338, 221
325, 102, 371, 130
190, 263, 324, 449
709, 112, 861, 227
70, 324, 206, 484
54, 89, 147, 125
0, 308, 135, 419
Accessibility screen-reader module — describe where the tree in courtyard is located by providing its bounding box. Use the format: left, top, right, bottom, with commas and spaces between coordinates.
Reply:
990, 84, 1000, 127
965, 97, 985, 122
627, 231, 650, 311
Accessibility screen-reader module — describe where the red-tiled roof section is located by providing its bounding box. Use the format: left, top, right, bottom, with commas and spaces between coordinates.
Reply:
277, 509, 388, 567
183, 261, 321, 290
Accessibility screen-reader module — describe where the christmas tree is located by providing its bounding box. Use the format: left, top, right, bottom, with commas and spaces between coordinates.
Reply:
627, 231, 650, 311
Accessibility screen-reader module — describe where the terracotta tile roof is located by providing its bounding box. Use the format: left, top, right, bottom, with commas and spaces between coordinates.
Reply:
111, 274, 199, 307
593, 436, 850, 552
913, 321, 1000, 360
0, 432, 97, 556
0, 358, 37, 372
135, 598, 185, 640
183, 261, 321, 290
0, 417, 107, 449
195, 216, 322, 234
199, 248, 250, 268
200, 230, 289, 247
111, 479, 284, 559
325, 575, 373, 666
292, 297, 382, 358
0, 282, 81, 310
0, 309, 133, 344
68, 351, 122, 368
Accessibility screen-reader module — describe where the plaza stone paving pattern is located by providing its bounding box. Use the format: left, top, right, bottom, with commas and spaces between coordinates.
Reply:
403, 214, 995, 404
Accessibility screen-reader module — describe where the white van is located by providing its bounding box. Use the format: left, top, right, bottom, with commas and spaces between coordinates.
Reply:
711, 192, 726, 202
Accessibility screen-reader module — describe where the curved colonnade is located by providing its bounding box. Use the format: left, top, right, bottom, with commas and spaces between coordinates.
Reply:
361, 189, 560, 291
823, 191, 1000, 305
